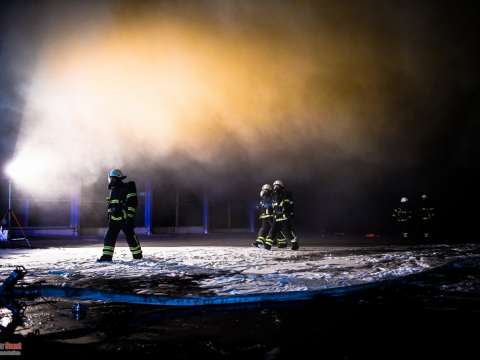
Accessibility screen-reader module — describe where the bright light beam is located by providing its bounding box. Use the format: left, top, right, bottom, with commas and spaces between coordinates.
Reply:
4, 151, 62, 195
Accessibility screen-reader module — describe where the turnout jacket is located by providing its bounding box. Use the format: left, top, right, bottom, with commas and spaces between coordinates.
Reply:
392, 204, 412, 223
258, 195, 274, 219
273, 190, 294, 222
418, 201, 435, 222
106, 181, 138, 221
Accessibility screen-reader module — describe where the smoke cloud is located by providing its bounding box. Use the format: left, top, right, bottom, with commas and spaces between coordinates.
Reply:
3, 0, 473, 200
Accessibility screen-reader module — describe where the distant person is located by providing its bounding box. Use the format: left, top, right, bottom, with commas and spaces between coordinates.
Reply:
392, 197, 412, 238
417, 194, 435, 239
97, 169, 143, 262
267, 180, 298, 250
253, 184, 274, 248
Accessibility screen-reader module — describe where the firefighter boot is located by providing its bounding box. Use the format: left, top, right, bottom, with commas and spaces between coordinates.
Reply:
291, 240, 299, 251
129, 244, 143, 259
97, 255, 113, 262
264, 237, 273, 250
253, 237, 265, 248
277, 237, 287, 249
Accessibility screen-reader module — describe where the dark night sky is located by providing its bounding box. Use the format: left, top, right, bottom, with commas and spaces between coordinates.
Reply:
0, 0, 479, 235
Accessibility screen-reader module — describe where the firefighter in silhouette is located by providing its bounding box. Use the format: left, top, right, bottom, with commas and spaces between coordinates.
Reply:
253, 184, 274, 248
392, 197, 413, 239
418, 194, 435, 239
97, 169, 143, 262
265, 180, 298, 250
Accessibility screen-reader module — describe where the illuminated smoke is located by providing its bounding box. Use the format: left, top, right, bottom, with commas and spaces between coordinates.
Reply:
6, 1, 430, 196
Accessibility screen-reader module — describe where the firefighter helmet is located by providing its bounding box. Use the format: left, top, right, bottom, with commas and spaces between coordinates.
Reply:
261, 184, 272, 192
260, 184, 272, 197
273, 180, 284, 188
400, 197, 408, 203
108, 169, 126, 179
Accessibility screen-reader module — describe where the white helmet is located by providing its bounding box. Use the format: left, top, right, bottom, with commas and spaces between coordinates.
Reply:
273, 180, 284, 188
108, 169, 126, 179
421, 194, 428, 200
261, 184, 272, 191
260, 184, 272, 197
400, 197, 408, 203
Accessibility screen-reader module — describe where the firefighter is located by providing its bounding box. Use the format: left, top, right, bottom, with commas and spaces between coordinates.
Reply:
392, 197, 413, 239
97, 169, 143, 262
253, 184, 274, 248
266, 180, 298, 250
418, 194, 435, 239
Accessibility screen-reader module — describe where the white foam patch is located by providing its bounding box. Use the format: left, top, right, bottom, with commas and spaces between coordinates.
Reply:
1, 244, 478, 295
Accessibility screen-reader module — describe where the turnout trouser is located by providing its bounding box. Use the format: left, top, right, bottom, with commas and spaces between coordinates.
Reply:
419, 220, 433, 239
256, 217, 274, 246
103, 219, 142, 258
267, 218, 297, 247
397, 220, 411, 238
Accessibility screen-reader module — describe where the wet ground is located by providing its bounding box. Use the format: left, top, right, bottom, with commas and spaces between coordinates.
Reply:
1, 235, 480, 358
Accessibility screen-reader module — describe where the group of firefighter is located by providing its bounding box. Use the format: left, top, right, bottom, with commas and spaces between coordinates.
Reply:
392, 194, 436, 239
97, 170, 298, 262
98, 168, 438, 261
253, 180, 299, 251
